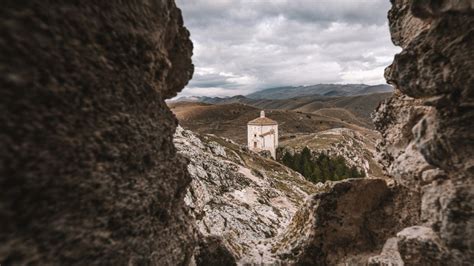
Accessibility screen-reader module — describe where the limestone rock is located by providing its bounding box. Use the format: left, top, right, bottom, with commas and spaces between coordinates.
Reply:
273, 179, 420, 265
368, 237, 404, 266
373, 0, 474, 264
0, 1, 195, 264
396, 226, 452, 264
174, 126, 319, 264
373, 91, 433, 188
369, 226, 453, 265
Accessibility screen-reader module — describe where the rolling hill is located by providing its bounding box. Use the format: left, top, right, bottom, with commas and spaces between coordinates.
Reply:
170, 92, 392, 128
245, 84, 393, 99
169, 101, 378, 144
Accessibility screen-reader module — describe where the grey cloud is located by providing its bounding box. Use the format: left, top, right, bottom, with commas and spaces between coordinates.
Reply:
175, 0, 398, 97
180, 0, 391, 27
251, 0, 391, 26
189, 71, 246, 89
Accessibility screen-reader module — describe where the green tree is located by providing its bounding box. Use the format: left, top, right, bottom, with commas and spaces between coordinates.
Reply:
301, 147, 312, 162
303, 160, 313, 179
335, 163, 346, 180
312, 166, 322, 183
278, 148, 365, 184
350, 166, 365, 178
292, 152, 302, 173
282, 152, 294, 169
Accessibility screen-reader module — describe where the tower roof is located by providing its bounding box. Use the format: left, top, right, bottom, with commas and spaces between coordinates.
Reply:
248, 110, 277, 125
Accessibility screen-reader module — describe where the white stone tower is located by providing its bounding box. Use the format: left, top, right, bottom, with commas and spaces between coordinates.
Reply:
247, 110, 278, 159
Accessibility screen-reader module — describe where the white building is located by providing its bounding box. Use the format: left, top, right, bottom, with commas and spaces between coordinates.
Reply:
247, 110, 278, 159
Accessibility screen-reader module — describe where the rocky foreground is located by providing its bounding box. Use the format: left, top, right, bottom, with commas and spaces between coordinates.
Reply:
175, 126, 421, 264
174, 126, 318, 264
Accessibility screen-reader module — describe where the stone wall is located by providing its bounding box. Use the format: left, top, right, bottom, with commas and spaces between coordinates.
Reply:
372, 0, 473, 263
0, 1, 195, 264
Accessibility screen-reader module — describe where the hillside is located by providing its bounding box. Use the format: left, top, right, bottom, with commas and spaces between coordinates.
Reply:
170, 101, 385, 178
169, 102, 371, 144
244, 93, 392, 128
174, 126, 318, 263
279, 128, 384, 178
170, 92, 392, 128
245, 84, 393, 99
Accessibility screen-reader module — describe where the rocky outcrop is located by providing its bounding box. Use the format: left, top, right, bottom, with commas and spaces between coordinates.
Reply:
174, 126, 319, 264
273, 179, 420, 265
373, 0, 473, 264
174, 122, 421, 265
0, 1, 194, 265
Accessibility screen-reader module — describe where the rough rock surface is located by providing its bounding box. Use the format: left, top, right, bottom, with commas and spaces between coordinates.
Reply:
0, 1, 195, 265
273, 179, 420, 265
192, 234, 237, 266
174, 126, 319, 264
372, 0, 473, 264
370, 226, 452, 265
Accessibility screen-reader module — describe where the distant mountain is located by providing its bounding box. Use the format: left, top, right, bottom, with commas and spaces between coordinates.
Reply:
169, 92, 392, 129
171, 84, 393, 104
171, 95, 248, 104
354, 84, 393, 95
245, 84, 393, 99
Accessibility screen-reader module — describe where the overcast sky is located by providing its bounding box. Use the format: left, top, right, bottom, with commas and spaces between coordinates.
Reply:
175, 0, 399, 97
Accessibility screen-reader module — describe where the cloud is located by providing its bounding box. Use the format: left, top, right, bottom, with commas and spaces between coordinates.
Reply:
176, 0, 400, 97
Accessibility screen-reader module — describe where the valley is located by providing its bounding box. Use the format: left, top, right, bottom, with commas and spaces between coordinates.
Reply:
169, 91, 389, 179
169, 101, 368, 143
172, 91, 392, 129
